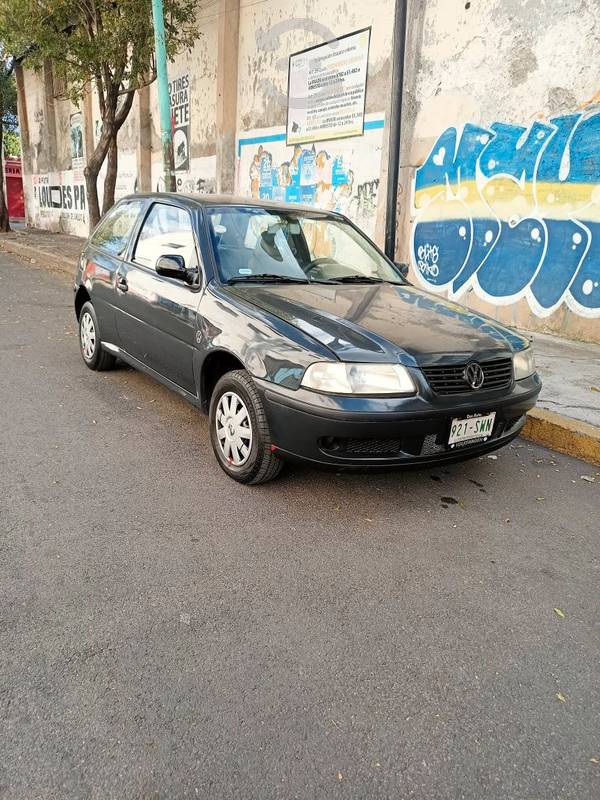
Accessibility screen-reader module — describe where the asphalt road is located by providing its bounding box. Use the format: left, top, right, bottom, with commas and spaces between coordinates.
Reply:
1, 253, 599, 800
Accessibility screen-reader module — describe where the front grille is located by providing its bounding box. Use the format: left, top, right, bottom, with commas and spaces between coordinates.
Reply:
422, 357, 513, 395
321, 437, 404, 457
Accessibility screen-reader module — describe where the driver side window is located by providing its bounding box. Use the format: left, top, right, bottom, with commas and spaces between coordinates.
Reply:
133, 203, 198, 271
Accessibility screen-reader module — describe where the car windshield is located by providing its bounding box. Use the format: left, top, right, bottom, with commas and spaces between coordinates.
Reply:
206, 206, 405, 285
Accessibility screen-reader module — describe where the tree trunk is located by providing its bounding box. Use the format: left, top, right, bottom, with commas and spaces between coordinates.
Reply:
101, 133, 118, 216
0, 96, 11, 233
84, 163, 102, 230
84, 85, 135, 232
84, 122, 113, 230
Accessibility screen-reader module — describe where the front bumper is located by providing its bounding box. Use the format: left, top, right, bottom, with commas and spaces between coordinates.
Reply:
255, 373, 541, 468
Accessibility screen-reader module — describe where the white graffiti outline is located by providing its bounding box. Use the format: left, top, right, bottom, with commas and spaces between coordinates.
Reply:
416, 242, 440, 278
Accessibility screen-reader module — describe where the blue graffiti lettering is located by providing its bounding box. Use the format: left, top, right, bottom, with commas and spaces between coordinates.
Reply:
411, 111, 600, 318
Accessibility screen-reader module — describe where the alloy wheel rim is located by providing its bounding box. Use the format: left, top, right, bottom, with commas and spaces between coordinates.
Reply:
80, 311, 96, 360
216, 391, 253, 466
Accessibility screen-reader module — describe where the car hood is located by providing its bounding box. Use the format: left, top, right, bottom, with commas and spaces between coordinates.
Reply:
228, 282, 529, 366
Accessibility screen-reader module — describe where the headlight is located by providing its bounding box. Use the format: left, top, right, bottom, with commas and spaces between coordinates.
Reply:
513, 347, 536, 380
301, 362, 416, 395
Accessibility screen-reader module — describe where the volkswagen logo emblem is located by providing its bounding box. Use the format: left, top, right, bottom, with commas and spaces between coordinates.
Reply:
464, 362, 485, 389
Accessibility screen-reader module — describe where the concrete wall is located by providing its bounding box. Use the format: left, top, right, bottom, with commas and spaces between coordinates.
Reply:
19, 64, 90, 236
398, 0, 600, 342
16, 0, 600, 341
234, 0, 395, 238
18, 0, 397, 242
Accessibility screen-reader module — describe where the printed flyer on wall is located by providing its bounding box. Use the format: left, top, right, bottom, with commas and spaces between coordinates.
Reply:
286, 27, 371, 146
169, 73, 191, 172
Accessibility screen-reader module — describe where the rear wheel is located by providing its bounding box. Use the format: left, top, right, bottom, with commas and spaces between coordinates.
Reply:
78, 301, 116, 371
209, 369, 283, 484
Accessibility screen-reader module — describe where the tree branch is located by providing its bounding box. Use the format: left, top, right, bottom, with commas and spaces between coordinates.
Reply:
114, 86, 136, 130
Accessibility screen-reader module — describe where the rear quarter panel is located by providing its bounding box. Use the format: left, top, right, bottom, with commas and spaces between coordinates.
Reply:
79, 243, 122, 345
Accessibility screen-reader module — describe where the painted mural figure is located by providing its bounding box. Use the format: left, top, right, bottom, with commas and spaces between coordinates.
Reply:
246, 141, 361, 218
411, 111, 600, 318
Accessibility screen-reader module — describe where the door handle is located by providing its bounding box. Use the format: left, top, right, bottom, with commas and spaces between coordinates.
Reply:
116, 275, 128, 292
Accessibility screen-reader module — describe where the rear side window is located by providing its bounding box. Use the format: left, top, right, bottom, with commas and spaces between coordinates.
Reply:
90, 200, 143, 256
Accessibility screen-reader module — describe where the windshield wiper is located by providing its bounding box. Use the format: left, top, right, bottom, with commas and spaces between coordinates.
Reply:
226, 273, 309, 285
333, 275, 384, 284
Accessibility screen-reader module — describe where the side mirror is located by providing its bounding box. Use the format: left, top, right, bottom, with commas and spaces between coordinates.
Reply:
395, 261, 410, 278
156, 254, 188, 281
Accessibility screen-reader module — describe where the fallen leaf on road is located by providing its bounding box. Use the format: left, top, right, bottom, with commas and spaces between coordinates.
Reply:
580, 475, 595, 482
441, 496, 459, 505
553, 608, 565, 619
590, 386, 599, 393
556, 692, 566, 703
536, 497, 545, 501
591, 757, 599, 764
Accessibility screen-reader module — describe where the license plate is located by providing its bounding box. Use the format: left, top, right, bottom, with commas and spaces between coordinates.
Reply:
448, 412, 496, 446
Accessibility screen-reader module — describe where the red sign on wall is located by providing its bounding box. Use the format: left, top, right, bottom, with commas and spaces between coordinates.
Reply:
4, 157, 25, 219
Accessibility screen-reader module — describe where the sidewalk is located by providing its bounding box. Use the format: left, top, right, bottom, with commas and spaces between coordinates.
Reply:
0, 227, 83, 276
528, 331, 600, 428
522, 331, 600, 465
1, 226, 598, 465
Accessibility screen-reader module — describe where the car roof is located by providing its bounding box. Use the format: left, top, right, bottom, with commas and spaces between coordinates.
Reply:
120, 192, 344, 217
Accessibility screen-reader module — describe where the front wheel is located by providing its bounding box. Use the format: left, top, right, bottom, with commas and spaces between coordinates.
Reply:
209, 369, 283, 484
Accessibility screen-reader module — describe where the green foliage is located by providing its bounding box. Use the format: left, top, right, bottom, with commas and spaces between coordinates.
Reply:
0, 0, 198, 105
0, 0, 198, 224
0, 65, 16, 113
0, 59, 19, 153
3, 128, 19, 155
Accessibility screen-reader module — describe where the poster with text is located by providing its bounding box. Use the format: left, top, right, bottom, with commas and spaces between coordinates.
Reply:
70, 112, 84, 169
286, 28, 370, 146
169, 74, 190, 172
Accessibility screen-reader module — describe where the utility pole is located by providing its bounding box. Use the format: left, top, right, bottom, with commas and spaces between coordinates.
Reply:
151, 0, 176, 192
384, 0, 408, 260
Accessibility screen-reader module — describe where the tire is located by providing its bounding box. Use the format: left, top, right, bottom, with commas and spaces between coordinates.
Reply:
78, 301, 116, 371
209, 369, 284, 485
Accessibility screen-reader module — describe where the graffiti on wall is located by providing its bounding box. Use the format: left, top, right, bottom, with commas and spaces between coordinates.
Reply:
237, 116, 385, 236
32, 172, 87, 232
411, 111, 600, 318
152, 155, 216, 195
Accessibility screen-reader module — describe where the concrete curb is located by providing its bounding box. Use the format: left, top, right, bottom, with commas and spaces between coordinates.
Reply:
522, 408, 600, 466
0, 237, 77, 277
2, 236, 599, 467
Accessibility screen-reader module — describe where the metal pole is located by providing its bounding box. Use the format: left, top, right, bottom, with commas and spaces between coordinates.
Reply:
384, 0, 409, 260
151, 0, 175, 192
